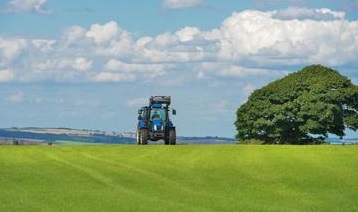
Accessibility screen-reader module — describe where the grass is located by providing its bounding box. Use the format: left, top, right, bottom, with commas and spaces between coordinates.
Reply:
53, 140, 105, 145
0, 145, 357, 212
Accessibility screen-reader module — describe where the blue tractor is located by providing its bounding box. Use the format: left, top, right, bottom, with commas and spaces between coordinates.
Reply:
136, 96, 176, 145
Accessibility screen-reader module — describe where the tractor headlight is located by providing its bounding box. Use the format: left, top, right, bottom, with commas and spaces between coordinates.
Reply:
153, 124, 163, 131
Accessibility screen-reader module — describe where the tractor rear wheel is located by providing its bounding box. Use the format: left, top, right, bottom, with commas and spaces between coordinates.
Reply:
169, 128, 176, 145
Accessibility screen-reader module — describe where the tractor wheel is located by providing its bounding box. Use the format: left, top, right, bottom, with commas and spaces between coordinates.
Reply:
139, 128, 148, 145
136, 129, 140, 144
169, 128, 176, 145
164, 138, 169, 145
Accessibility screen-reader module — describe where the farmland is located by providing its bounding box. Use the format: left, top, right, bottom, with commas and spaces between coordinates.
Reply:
0, 145, 357, 212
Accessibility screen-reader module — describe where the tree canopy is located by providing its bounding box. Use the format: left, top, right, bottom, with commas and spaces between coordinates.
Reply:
235, 65, 358, 144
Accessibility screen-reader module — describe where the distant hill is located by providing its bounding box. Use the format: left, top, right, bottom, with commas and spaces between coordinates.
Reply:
0, 127, 237, 145
0, 127, 134, 145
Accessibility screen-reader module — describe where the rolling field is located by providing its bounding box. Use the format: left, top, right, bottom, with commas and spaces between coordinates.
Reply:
0, 145, 357, 212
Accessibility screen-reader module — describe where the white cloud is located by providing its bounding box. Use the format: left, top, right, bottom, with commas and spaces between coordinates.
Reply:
132, 28, 219, 63
32, 39, 56, 52
82, 22, 134, 58
6, 0, 51, 14
28, 57, 92, 82
162, 0, 205, 9
2, 9, 358, 84
86, 21, 120, 44
175, 27, 200, 42
153, 33, 179, 48
0, 37, 27, 63
136, 37, 153, 48
73, 57, 92, 71
92, 72, 136, 82
63, 26, 86, 44
94, 36, 133, 57
220, 9, 358, 66
0, 69, 15, 82
31, 58, 87, 71
104, 59, 166, 78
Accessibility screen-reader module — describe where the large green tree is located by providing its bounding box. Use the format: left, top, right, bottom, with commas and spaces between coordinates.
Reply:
235, 65, 358, 144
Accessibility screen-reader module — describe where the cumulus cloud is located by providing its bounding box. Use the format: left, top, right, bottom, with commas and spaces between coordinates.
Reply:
32, 39, 56, 52
175, 27, 200, 42
82, 21, 134, 58
131, 28, 220, 64
162, 0, 205, 9
105, 59, 166, 77
6, 0, 51, 14
63, 26, 86, 44
73, 57, 92, 71
86, 21, 120, 44
31, 57, 91, 72
27, 57, 92, 82
2, 8, 358, 84
220, 10, 358, 66
0, 37, 27, 63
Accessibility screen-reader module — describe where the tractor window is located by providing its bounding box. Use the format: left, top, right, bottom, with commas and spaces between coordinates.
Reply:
150, 108, 166, 121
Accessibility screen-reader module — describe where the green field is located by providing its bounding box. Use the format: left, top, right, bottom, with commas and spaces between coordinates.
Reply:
0, 145, 357, 212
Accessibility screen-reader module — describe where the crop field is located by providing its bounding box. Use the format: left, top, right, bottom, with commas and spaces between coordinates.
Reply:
0, 145, 357, 212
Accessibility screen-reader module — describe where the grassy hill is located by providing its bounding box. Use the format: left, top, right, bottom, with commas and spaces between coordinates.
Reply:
0, 145, 357, 212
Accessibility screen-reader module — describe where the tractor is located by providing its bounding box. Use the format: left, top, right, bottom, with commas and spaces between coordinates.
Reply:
136, 96, 176, 145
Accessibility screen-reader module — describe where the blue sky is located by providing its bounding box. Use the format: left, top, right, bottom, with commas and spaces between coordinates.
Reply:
0, 0, 358, 138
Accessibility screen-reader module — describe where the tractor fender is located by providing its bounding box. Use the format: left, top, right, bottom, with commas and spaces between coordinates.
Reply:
138, 120, 147, 129
168, 121, 174, 128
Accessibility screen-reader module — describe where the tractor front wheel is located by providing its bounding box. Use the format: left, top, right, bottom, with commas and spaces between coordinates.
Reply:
138, 128, 148, 145
168, 128, 176, 145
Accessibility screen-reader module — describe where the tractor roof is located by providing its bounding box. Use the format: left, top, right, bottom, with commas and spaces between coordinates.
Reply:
149, 96, 171, 106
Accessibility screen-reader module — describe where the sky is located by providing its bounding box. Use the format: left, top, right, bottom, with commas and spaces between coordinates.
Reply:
0, 0, 358, 138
